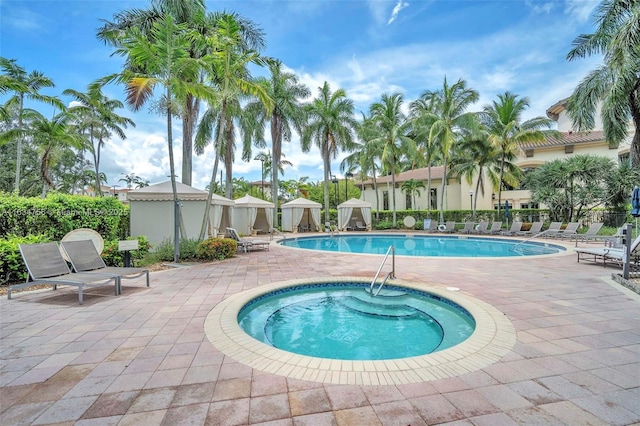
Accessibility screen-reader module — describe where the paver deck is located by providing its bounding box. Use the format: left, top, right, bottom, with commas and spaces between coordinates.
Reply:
1, 235, 639, 425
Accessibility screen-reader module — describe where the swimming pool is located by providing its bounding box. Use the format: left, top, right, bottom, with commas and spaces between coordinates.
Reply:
238, 282, 475, 360
279, 234, 565, 257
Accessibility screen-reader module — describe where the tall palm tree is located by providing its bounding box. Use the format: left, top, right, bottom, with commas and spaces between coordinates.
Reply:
301, 82, 357, 222
417, 78, 479, 223
401, 179, 426, 210
566, 0, 640, 167
244, 60, 310, 228
0, 57, 64, 193
195, 13, 271, 240
98, 2, 266, 185
368, 93, 415, 227
479, 92, 556, 216
64, 85, 135, 196
104, 14, 214, 262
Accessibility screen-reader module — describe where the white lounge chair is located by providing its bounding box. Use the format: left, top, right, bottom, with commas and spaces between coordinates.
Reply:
542, 222, 564, 238
10, 242, 119, 305
227, 227, 270, 252
515, 221, 543, 237
556, 222, 580, 239
61, 240, 149, 293
575, 235, 640, 267
500, 222, 523, 236
570, 222, 604, 243
483, 222, 503, 235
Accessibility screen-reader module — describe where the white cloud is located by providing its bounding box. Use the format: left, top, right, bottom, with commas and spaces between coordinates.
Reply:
564, 0, 599, 23
388, 1, 410, 25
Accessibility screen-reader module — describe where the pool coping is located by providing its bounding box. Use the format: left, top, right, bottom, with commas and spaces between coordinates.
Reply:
204, 277, 517, 385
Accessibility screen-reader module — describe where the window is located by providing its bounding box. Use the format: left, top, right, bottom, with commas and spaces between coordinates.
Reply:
383, 191, 389, 210
520, 202, 539, 209
405, 193, 412, 210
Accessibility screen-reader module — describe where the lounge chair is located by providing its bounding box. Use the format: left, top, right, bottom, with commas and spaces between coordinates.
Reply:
556, 222, 580, 239
483, 221, 503, 235
355, 221, 367, 231
60, 240, 149, 293
458, 221, 475, 234
469, 221, 489, 234
10, 242, 119, 305
227, 227, 270, 252
570, 222, 604, 243
515, 221, 543, 237
500, 222, 523, 236
438, 221, 456, 233
542, 222, 563, 238
576, 235, 640, 267
423, 219, 438, 233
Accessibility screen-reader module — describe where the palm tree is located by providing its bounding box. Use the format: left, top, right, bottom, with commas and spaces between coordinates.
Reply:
64, 85, 135, 196
98, 3, 266, 185
566, 0, 640, 168
368, 93, 415, 227
401, 179, 426, 210
301, 82, 357, 222
244, 60, 310, 227
105, 14, 214, 262
417, 78, 479, 223
479, 92, 556, 216
0, 57, 64, 193
195, 13, 271, 240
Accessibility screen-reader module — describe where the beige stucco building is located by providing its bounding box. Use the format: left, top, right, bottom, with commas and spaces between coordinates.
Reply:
360, 98, 634, 213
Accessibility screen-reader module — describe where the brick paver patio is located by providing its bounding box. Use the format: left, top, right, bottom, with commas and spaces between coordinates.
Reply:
1, 235, 639, 425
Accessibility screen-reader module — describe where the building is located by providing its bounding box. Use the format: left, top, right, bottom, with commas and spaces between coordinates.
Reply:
360, 98, 634, 213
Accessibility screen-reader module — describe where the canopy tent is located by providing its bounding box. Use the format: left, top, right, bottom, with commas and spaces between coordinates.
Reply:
233, 194, 275, 236
337, 198, 372, 231
281, 198, 322, 232
128, 181, 234, 245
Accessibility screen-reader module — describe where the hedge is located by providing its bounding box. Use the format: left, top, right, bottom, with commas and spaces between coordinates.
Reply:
0, 234, 51, 285
0, 192, 129, 241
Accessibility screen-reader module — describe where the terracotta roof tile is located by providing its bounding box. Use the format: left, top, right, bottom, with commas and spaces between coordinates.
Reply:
521, 130, 605, 149
361, 166, 445, 185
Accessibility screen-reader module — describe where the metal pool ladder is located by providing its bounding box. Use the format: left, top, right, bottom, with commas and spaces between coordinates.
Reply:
370, 245, 395, 296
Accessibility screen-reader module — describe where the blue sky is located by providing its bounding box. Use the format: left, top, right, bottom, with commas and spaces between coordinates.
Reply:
1, 0, 602, 190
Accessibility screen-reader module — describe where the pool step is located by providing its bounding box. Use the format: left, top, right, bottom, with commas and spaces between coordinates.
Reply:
336, 296, 416, 317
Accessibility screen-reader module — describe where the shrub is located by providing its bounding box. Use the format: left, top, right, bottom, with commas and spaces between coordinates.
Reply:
373, 220, 394, 230
197, 238, 237, 261
152, 238, 203, 262
101, 236, 151, 267
0, 234, 51, 285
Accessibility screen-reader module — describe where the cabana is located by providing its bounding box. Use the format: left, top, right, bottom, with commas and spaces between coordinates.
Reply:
281, 198, 322, 232
337, 198, 372, 231
233, 194, 275, 236
128, 181, 234, 245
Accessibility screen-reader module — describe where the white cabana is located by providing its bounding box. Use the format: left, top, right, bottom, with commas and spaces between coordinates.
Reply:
337, 198, 372, 231
233, 194, 275, 236
128, 181, 234, 246
281, 198, 322, 232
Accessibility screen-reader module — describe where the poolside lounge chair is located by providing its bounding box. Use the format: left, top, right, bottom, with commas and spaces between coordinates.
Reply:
438, 221, 456, 233
61, 240, 149, 293
10, 242, 118, 305
515, 221, 543, 237
355, 221, 367, 231
576, 235, 640, 267
469, 221, 489, 234
227, 227, 270, 252
458, 221, 475, 234
500, 221, 523, 236
556, 222, 580, 239
423, 219, 438, 233
483, 221, 503, 235
569, 222, 604, 244
541, 222, 563, 238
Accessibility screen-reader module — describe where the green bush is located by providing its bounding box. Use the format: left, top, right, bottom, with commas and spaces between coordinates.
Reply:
101, 235, 151, 267
0, 192, 128, 240
197, 238, 237, 261
152, 238, 203, 262
373, 220, 394, 230
0, 234, 51, 285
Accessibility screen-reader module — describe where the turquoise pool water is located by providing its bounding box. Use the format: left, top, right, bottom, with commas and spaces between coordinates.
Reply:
279, 234, 565, 257
237, 282, 475, 360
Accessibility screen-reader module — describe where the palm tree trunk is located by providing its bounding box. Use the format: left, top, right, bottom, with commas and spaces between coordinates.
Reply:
323, 140, 331, 223
427, 166, 432, 218
271, 114, 282, 229
166, 94, 181, 263
439, 164, 447, 224
372, 161, 379, 221
13, 94, 25, 193
181, 94, 198, 186
391, 158, 397, 228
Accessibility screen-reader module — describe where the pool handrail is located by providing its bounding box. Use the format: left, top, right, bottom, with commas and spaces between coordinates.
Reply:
370, 245, 395, 296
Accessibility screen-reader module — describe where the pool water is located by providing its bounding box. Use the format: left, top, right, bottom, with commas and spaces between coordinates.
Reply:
238, 283, 475, 360
279, 234, 564, 257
